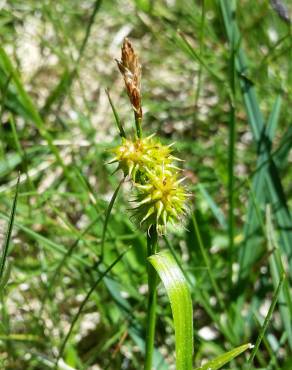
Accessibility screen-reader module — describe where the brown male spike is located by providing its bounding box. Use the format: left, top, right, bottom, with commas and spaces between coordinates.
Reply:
116, 38, 142, 124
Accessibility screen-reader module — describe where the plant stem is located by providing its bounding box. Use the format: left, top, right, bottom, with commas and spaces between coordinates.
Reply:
248, 273, 285, 364
144, 225, 158, 370
227, 28, 236, 288
105, 89, 126, 138
228, 98, 235, 287
135, 113, 143, 138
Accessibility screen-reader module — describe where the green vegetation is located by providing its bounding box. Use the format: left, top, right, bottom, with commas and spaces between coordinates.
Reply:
0, 0, 291, 369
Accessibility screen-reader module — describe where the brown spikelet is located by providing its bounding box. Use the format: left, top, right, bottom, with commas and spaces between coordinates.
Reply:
116, 38, 142, 121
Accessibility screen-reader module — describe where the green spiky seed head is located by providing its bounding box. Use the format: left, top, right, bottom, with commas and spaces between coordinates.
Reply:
110, 135, 177, 180
133, 168, 189, 234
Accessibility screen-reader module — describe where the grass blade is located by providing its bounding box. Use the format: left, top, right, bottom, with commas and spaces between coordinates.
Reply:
195, 343, 252, 370
105, 89, 126, 138
248, 272, 285, 363
149, 250, 193, 370
56, 248, 129, 367
197, 184, 227, 229
0, 211, 91, 267
100, 179, 124, 261
0, 174, 19, 284
239, 96, 282, 274
266, 205, 292, 348
227, 27, 237, 287
40, 215, 102, 311
218, 0, 292, 276
0, 46, 77, 185
42, 0, 103, 114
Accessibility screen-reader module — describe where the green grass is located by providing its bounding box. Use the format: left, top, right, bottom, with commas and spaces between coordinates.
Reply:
0, 0, 291, 369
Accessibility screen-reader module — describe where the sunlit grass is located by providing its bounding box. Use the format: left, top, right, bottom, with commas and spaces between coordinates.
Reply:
0, 0, 291, 369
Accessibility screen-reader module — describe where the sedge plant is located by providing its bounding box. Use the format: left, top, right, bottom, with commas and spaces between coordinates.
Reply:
108, 39, 252, 370
108, 39, 189, 370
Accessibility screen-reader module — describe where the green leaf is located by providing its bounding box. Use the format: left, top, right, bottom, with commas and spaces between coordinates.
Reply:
0, 174, 19, 286
0, 45, 73, 183
105, 89, 126, 138
0, 211, 91, 267
239, 96, 281, 275
248, 271, 285, 364
195, 343, 252, 370
148, 251, 193, 370
218, 0, 292, 284
265, 205, 292, 348
197, 184, 227, 229
100, 179, 123, 261
56, 248, 129, 367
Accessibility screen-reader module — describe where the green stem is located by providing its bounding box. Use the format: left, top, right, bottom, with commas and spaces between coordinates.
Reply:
228, 98, 235, 287
248, 273, 285, 364
105, 89, 126, 138
228, 28, 236, 287
135, 114, 143, 139
144, 226, 158, 370
194, 0, 205, 109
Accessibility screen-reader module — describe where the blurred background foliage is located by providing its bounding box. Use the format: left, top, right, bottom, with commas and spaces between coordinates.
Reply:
0, 0, 291, 369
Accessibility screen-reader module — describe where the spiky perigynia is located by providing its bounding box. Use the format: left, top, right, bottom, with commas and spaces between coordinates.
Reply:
108, 38, 190, 234
107, 38, 192, 370
132, 168, 189, 234
109, 135, 179, 181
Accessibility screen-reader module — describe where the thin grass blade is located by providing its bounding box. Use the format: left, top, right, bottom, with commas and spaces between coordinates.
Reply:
266, 205, 292, 348
105, 89, 126, 138
197, 184, 227, 229
56, 248, 129, 367
248, 272, 285, 363
0, 174, 19, 285
195, 343, 252, 370
239, 96, 281, 274
100, 179, 123, 261
219, 0, 292, 279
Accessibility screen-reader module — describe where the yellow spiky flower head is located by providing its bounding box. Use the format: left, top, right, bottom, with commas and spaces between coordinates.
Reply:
108, 38, 190, 234
132, 168, 189, 233
108, 135, 189, 233
109, 135, 180, 181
